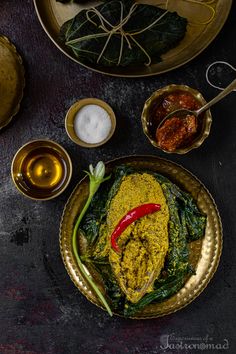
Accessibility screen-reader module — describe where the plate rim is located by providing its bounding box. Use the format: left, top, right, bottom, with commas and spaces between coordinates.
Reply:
0, 35, 25, 130
59, 155, 223, 318
33, 0, 233, 78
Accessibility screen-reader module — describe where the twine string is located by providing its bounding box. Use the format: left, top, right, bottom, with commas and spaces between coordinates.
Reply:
86, 2, 137, 64
182, 0, 216, 25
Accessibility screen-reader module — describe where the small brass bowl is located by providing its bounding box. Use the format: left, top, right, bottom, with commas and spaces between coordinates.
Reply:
65, 98, 116, 148
11, 139, 72, 200
141, 84, 212, 154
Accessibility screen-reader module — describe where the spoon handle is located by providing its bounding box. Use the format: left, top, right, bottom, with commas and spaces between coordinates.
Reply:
197, 77, 236, 115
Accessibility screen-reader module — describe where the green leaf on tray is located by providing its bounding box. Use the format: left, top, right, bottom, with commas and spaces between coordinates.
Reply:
59, 0, 187, 67
80, 165, 206, 316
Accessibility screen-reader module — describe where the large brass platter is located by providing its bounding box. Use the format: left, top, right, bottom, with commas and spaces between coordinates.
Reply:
60, 156, 222, 318
0, 35, 25, 130
34, 0, 232, 77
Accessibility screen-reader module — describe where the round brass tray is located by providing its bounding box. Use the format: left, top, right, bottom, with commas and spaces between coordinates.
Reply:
0, 35, 25, 130
33, 0, 232, 77
60, 156, 222, 318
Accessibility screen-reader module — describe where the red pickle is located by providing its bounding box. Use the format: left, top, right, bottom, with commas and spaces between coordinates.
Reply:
153, 91, 201, 151
157, 115, 198, 152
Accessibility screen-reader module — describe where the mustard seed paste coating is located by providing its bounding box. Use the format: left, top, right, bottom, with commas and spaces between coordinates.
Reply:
107, 173, 169, 303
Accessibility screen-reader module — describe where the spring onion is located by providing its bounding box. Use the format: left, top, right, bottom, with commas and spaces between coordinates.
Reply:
72, 161, 113, 316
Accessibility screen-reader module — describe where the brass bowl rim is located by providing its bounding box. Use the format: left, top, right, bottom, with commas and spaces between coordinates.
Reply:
141, 84, 213, 154
65, 98, 116, 148
11, 139, 73, 201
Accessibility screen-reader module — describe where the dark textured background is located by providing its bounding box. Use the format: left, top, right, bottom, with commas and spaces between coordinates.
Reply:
0, 1, 236, 353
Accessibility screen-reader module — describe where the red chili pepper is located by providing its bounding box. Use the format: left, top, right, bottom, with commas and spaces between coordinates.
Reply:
110, 203, 161, 253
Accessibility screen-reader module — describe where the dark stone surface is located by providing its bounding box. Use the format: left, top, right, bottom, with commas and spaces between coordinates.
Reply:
0, 1, 236, 353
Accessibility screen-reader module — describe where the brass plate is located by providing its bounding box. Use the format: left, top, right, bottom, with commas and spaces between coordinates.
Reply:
60, 156, 222, 318
0, 35, 25, 129
33, 0, 232, 77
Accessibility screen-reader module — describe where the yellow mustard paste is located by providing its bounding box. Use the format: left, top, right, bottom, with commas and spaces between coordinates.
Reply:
106, 173, 170, 303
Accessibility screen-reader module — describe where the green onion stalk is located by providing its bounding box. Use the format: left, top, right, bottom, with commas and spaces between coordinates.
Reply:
72, 161, 113, 316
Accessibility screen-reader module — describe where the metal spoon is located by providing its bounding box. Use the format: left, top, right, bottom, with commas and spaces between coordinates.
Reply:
157, 77, 236, 130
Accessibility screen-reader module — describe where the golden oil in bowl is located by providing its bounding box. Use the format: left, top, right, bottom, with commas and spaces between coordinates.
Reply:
12, 140, 72, 200
21, 147, 66, 190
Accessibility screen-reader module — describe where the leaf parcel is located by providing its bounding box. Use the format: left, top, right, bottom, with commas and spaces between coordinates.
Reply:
60, 0, 187, 67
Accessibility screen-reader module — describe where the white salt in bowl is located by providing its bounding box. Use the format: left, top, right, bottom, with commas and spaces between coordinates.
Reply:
65, 98, 116, 148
